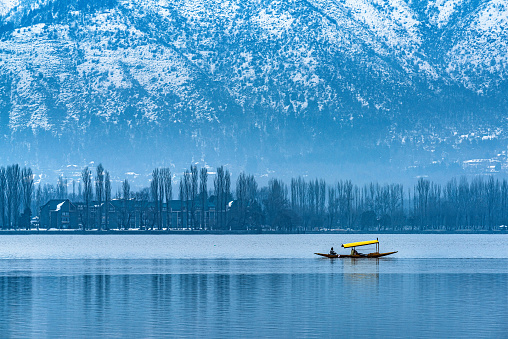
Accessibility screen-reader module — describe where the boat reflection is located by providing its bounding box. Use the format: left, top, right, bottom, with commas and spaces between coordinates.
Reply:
341, 258, 379, 284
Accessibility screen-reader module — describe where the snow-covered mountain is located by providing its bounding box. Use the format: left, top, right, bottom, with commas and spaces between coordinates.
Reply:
0, 0, 507, 183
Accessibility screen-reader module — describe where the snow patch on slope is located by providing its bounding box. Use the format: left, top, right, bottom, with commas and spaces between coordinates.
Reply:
0, 0, 20, 17
342, 0, 421, 48
475, 0, 508, 33
427, 0, 465, 28
254, 8, 295, 37
445, 0, 508, 88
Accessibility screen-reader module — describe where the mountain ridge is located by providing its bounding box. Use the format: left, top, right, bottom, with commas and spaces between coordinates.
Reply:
0, 0, 507, 184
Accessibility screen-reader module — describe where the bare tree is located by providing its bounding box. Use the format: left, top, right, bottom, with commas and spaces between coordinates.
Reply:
71, 179, 76, 201
57, 176, 67, 199
136, 188, 149, 229
183, 170, 191, 229
162, 168, 172, 230
486, 176, 498, 231
35, 184, 42, 216
122, 179, 130, 200
235, 173, 258, 230
225, 170, 231, 230
292, 177, 307, 229
0, 167, 6, 229
214, 167, 224, 230
190, 166, 198, 229
501, 180, 508, 226
416, 178, 430, 231
236, 172, 248, 229
105, 171, 111, 230
327, 186, 338, 229
151, 169, 160, 230
78, 182, 83, 202
158, 169, 164, 230
179, 178, 185, 228
6, 165, 21, 229
21, 167, 34, 230
264, 179, 289, 230
81, 167, 92, 230
95, 164, 105, 230
200, 167, 208, 229
122, 179, 130, 230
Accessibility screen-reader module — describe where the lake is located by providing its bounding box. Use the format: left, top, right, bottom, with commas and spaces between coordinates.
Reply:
0, 234, 506, 338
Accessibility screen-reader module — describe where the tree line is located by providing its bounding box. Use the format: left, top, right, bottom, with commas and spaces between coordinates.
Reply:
2, 162, 508, 231
0, 165, 34, 230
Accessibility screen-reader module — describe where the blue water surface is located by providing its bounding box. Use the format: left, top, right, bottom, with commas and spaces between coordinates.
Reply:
0, 235, 506, 338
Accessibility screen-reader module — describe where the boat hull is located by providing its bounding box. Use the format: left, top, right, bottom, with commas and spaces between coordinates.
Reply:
314, 253, 340, 258
314, 251, 397, 258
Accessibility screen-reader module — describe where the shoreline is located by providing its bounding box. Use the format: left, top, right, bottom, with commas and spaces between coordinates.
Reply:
0, 229, 506, 235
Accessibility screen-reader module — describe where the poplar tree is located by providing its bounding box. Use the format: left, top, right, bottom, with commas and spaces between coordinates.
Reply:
95, 164, 105, 230
179, 178, 185, 228
105, 171, 111, 230
122, 179, 130, 229
183, 170, 190, 228
151, 169, 160, 230
214, 167, 224, 229
57, 176, 67, 199
225, 170, 231, 230
236, 173, 248, 229
6, 165, 21, 229
21, 167, 34, 230
190, 166, 198, 229
162, 168, 172, 230
158, 169, 164, 229
200, 167, 208, 229
35, 184, 42, 217
0, 167, 6, 229
81, 167, 92, 230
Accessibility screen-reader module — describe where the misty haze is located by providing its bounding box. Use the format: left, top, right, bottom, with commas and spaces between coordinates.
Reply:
0, 0, 507, 338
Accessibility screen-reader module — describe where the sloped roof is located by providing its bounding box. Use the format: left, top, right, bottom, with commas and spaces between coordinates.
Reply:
41, 199, 74, 211
55, 201, 65, 211
107, 199, 216, 210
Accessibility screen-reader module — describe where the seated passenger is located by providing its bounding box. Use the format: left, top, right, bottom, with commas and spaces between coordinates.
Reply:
329, 247, 337, 255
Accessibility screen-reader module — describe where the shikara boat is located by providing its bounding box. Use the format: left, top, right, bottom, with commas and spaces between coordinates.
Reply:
315, 239, 397, 258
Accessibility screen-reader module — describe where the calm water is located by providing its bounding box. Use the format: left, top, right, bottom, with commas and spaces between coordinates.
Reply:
0, 235, 506, 338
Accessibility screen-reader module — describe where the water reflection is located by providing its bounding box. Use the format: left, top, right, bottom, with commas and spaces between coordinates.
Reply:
0, 259, 506, 338
0, 276, 33, 336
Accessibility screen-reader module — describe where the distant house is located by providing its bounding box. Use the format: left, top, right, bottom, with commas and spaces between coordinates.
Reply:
39, 198, 217, 230
106, 199, 217, 230
73, 199, 143, 230
39, 199, 78, 229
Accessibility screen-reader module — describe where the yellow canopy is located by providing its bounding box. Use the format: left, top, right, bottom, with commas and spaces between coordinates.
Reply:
341, 240, 379, 248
